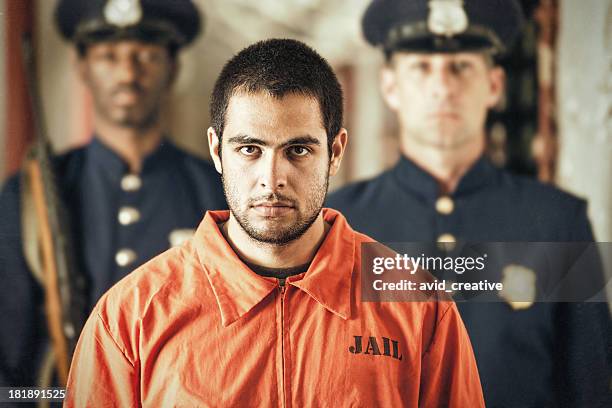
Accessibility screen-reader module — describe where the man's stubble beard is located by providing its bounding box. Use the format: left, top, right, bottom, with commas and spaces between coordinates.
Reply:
222, 168, 329, 246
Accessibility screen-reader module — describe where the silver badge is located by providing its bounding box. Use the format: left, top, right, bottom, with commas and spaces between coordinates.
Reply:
103, 0, 143, 27
498, 264, 536, 310
169, 229, 195, 248
427, 0, 469, 37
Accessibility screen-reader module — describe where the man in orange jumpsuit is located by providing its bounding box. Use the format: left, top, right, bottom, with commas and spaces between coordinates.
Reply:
65, 38, 484, 407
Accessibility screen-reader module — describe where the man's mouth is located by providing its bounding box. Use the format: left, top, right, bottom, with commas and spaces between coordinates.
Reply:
428, 111, 460, 120
113, 90, 143, 106
251, 202, 295, 217
112, 85, 145, 106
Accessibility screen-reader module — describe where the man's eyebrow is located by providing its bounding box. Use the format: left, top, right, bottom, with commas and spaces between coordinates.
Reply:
226, 135, 268, 146
226, 135, 322, 148
280, 136, 321, 148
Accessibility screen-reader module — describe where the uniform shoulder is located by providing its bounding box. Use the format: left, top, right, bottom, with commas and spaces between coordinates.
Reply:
0, 171, 21, 195
327, 169, 392, 210
502, 171, 587, 212
52, 145, 88, 178
0, 145, 86, 193
0, 145, 87, 211
167, 142, 218, 176
492, 170, 593, 240
165, 142, 226, 209
351, 226, 377, 244
0, 172, 22, 239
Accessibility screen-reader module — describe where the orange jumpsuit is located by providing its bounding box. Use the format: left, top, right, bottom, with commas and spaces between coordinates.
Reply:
65, 209, 484, 407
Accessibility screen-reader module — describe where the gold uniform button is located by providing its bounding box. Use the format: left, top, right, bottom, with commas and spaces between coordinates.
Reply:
115, 249, 137, 267
118, 206, 140, 225
437, 233, 457, 251
435, 196, 454, 215
437, 233, 456, 243
121, 174, 142, 191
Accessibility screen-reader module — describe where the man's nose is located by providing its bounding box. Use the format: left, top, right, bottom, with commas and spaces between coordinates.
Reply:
429, 66, 457, 101
258, 152, 287, 190
115, 55, 140, 83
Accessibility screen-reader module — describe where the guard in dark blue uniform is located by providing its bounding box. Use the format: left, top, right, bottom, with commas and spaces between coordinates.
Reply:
0, 0, 226, 389
328, 0, 610, 406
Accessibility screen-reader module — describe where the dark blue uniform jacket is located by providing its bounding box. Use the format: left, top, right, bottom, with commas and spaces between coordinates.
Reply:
328, 155, 611, 407
0, 137, 226, 387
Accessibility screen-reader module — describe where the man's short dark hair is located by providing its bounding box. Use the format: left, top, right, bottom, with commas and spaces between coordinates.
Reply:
210, 38, 343, 157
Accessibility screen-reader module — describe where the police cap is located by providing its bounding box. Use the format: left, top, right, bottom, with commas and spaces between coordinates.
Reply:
362, 0, 525, 55
55, 0, 202, 49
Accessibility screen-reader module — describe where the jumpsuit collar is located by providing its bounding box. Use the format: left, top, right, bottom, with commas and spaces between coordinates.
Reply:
195, 209, 355, 327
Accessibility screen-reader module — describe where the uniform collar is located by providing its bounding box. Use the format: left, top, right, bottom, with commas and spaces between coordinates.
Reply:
455, 155, 499, 194
392, 154, 498, 200
87, 136, 179, 182
194, 209, 355, 327
88, 137, 126, 182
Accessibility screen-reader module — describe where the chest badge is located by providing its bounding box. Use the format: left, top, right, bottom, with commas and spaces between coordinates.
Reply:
498, 264, 536, 310
349, 336, 403, 361
169, 229, 195, 248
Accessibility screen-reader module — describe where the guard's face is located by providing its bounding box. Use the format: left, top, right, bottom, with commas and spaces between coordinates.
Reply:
381, 52, 503, 152
78, 40, 176, 129
208, 91, 346, 245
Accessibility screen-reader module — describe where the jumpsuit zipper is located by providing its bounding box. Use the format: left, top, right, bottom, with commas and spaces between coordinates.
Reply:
279, 282, 287, 408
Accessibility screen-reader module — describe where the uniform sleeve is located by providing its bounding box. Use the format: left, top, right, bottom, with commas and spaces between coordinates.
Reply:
419, 303, 485, 408
555, 198, 607, 301
568, 199, 596, 241
554, 302, 611, 407
557, 199, 611, 405
0, 174, 48, 388
65, 309, 140, 408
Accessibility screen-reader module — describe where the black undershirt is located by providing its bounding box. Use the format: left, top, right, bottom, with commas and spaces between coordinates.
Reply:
218, 222, 311, 286
242, 259, 310, 286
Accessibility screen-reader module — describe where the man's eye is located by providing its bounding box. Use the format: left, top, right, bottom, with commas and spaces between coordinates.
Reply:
96, 52, 116, 62
410, 61, 429, 72
288, 146, 310, 157
451, 61, 472, 74
138, 51, 164, 64
238, 146, 260, 156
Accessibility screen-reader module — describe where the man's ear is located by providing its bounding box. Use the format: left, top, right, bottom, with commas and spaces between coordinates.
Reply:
167, 58, 180, 87
207, 127, 223, 174
74, 50, 89, 85
380, 65, 401, 112
329, 128, 348, 177
487, 66, 505, 109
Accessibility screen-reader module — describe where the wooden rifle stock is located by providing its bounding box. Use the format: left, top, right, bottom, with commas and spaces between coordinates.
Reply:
20, 33, 88, 385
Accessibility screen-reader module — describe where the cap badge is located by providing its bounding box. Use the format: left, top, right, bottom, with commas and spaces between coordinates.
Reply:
427, 0, 469, 37
104, 0, 143, 27
499, 264, 536, 310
